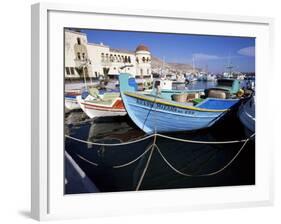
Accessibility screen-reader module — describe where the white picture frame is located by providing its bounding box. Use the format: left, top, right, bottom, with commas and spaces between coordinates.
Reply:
31, 2, 274, 221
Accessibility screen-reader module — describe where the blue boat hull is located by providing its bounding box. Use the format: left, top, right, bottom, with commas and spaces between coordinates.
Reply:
123, 93, 233, 133
119, 74, 239, 134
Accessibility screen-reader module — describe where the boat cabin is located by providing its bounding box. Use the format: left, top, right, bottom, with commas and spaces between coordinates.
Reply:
205, 78, 241, 99
216, 79, 240, 94
153, 79, 173, 91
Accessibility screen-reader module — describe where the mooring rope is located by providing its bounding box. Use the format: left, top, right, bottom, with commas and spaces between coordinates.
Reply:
68, 142, 154, 168
65, 134, 153, 146
76, 153, 99, 166
135, 134, 157, 191
67, 132, 255, 191
155, 133, 255, 177
112, 144, 154, 168
156, 133, 255, 144
65, 133, 254, 146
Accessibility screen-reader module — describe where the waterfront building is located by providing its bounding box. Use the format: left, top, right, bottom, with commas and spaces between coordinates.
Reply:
64, 29, 152, 80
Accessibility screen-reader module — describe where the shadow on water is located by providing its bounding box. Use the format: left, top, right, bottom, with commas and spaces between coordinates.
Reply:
65, 104, 255, 194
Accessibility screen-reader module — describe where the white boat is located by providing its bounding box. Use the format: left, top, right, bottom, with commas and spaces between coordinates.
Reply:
238, 96, 255, 135
65, 89, 81, 111
65, 96, 81, 111
76, 92, 127, 119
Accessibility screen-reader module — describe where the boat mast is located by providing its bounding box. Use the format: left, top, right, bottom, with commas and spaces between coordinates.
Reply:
226, 53, 234, 77
161, 56, 166, 79
192, 56, 195, 73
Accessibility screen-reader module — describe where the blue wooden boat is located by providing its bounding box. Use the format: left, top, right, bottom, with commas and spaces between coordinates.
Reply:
119, 73, 240, 134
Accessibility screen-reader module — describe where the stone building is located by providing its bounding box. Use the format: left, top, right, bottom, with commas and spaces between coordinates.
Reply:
64, 29, 152, 80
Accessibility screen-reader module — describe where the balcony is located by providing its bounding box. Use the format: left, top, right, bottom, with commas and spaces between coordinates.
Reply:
74, 58, 91, 68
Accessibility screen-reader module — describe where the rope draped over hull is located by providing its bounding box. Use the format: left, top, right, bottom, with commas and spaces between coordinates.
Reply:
65, 132, 255, 191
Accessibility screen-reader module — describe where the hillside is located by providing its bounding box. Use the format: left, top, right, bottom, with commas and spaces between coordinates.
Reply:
151, 55, 200, 74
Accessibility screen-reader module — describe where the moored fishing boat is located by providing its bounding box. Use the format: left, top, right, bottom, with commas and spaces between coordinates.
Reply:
76, 91, 127, 119
238, 95, 255, 136
119, 73, 240, 134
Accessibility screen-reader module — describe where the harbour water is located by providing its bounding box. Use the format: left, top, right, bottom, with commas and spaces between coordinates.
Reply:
65, 80, 255, 194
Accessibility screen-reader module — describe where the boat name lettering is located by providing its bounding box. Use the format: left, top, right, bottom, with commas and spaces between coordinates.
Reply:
136, 98, 195, 114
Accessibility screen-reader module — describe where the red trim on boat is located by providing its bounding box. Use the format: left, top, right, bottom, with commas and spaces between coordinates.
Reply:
82, 99, 125, 110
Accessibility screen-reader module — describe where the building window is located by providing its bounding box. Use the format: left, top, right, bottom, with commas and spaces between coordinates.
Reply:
136, 57, 139, 63
77, 52, 81, 60
140, 68, 143, 76
77, 37, 81, 45
118, 55, 121, 62
142, 57, 145, 63
147, 57, 149, 62
101, 53, 105, 62
65, 67, 70, 75
121, 56, 124, 62
70, 67, 75, 75
82, 53, 85, 60
110, 54, 114, 62
95, 72, 98, 77
106, 54, 109, 62
128, 56, 131, 63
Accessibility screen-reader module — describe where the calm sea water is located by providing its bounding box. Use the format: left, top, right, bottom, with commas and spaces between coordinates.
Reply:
65, 80, 255, 194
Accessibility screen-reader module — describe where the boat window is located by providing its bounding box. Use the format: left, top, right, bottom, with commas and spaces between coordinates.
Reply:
154, 80, 161, 88
217, 79, 233, 87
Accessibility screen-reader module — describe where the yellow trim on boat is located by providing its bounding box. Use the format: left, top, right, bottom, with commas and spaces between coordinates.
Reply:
124, 91, 229, 112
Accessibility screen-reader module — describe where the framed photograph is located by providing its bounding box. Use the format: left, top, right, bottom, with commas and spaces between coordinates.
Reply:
31, 2, 274, 221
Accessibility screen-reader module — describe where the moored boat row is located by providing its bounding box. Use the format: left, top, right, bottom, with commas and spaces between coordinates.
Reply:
65, 71, 255, 135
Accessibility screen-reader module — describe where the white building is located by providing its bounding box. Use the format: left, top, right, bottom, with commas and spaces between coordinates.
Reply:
64, 29, 152, 80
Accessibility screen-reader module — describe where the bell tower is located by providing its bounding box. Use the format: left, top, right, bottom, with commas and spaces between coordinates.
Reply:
135, 44, 151, 79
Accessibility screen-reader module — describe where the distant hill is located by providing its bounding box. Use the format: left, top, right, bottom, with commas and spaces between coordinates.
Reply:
151, 55, 200, 74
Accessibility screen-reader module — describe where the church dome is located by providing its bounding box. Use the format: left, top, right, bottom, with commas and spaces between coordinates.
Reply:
135, 44, 149, 52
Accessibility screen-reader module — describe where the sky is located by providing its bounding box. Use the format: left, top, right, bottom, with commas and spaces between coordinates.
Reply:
80, 29, 255, 73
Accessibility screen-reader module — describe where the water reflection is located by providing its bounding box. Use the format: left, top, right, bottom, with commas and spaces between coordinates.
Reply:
65, 108, 255, 193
